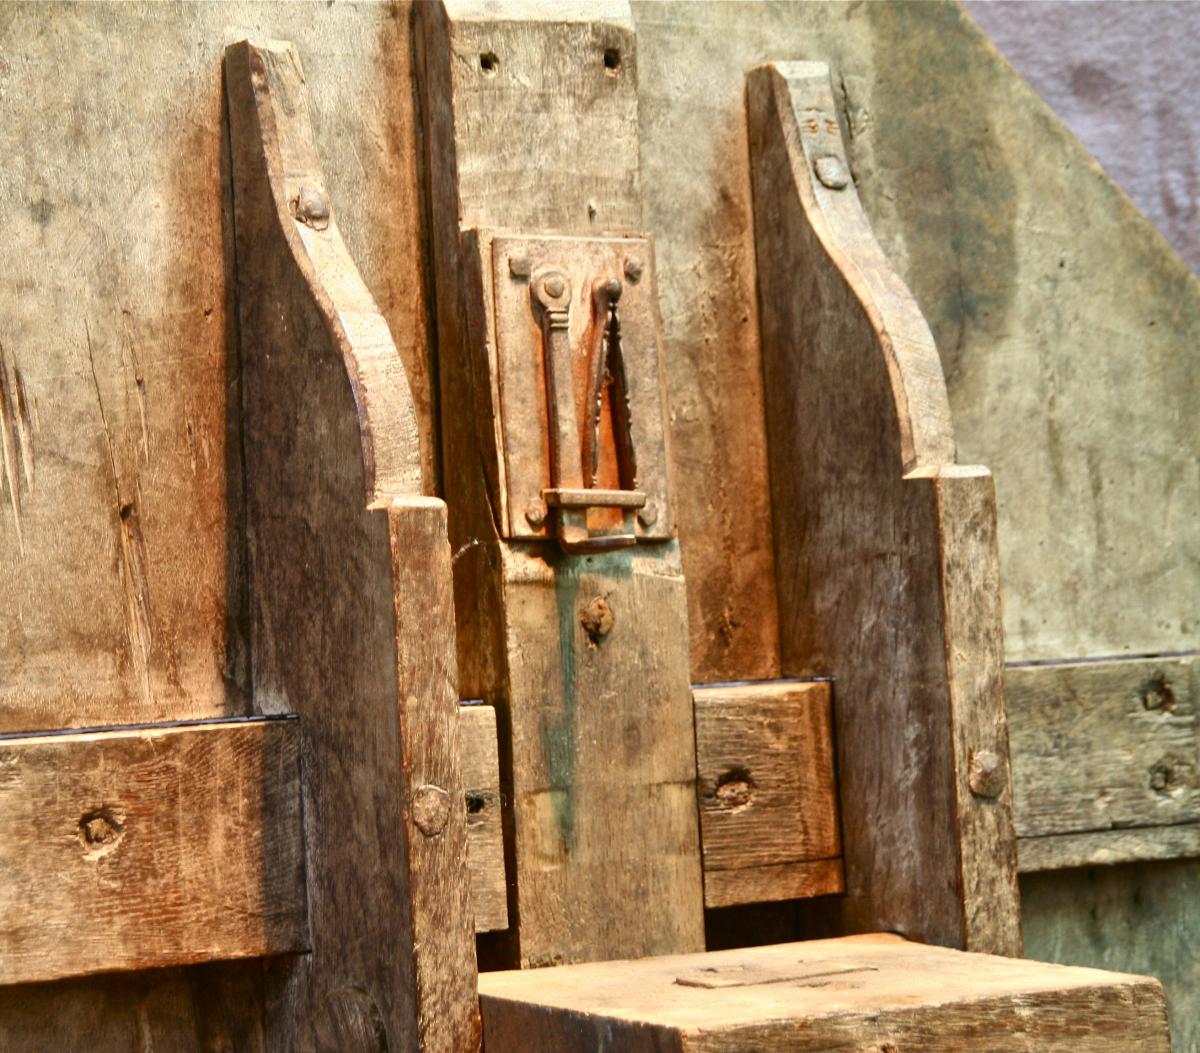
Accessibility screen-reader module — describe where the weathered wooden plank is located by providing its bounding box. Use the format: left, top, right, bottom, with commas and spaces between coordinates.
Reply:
693, 681, 841, 907
1009, 656, 1199, 841
748, 61, 1020, 954
1019, 825, 1200, 874
0, 717, 305, 986
478, 934, 1171, 1051
226, 37, 478, 1053
460, 703, 508, 933
417, 0, 704, 968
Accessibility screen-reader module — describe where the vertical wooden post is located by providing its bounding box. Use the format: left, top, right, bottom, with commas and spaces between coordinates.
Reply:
747, 61, 1021, 954
417, 2, 705, 967
226, 38, 480, 1050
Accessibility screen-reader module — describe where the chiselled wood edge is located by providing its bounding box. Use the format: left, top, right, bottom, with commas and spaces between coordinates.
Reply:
224, 38, 421, 504
1018, 824, 1200, 873
747, 61, 953, 474
0, 718, 306, 987
704, 859, 844, 909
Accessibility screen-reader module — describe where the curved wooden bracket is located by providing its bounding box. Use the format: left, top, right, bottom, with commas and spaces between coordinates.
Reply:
748, 61, 1021, 955
226, 38, 479, 1052
227, 37, 420, 506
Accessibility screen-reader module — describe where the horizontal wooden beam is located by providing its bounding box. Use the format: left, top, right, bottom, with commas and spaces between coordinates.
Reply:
0, 717, 307, 986
1008, 655, 1199, 872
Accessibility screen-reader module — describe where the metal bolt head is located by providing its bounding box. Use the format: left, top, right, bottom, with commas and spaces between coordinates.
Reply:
524, 500, 546, 528
509, 253, 532, 279
412, 784, 451, 837
624, 256, 644, 283
637, 501, 658, 528
543, 273, 566, 299
603, 276, 623, 302
580, 596, 614, 643
967, 749, 1005, 799
293, 184, 331, 229
814, 155, 850, 190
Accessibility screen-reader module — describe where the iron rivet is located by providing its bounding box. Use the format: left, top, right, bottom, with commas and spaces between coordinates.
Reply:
967, 749, 1004, 799
581, 596, 614, 643
525, 501, 546, 528
509, 253, 532, 279
814, 155, 849, 190
544, 274, 566, 299
604, 277, 623, 301
412, 784, 451, 837
624, 257, 643, 283
637, 502, 658, 527
293, 184, 331, 229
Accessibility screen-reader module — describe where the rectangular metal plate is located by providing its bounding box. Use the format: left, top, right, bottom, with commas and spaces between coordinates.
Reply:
480, 232, 673, 542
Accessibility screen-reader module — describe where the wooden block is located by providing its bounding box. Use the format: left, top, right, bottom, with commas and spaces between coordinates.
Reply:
460, 704, 508, 933
0, 718, 305, 986
479, 934, 1170, 1051
1009, 656, 1200, 871
748, 61, 1020, 953
693, 681, 842, 907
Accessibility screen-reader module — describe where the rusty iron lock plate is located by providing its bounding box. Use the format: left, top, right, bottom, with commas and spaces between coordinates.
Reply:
466, 232, 673, 548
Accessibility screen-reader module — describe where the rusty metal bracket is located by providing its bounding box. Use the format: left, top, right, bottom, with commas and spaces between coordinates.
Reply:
466, 232, 672, 552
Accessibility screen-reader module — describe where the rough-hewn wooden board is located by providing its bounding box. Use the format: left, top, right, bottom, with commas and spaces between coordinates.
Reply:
460, 703, 508, 934
703, 859, 843, 911
478, 933, 1171, 1051
748, 61, 1020, 955
693, 681, 841, 907
0, 717, 305, 986
227, 37, 478, 1053
1023, 859, 1200, 1053
1019, 826, 1200, 874
0, 2, 435, 734
418, 0, 704, 968
1009, 657, 1199, 844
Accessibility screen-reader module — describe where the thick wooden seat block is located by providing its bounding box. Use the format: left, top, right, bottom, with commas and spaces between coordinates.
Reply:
478, 935, 1170, 1051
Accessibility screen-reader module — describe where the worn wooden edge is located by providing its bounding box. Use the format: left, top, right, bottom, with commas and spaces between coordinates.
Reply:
1018, 824, 1200, 874
0, 718, 306, 986
747, 60, 953, 475
224, 37, 421, 504
459, 703, 509, 933
704, 858, 845, 910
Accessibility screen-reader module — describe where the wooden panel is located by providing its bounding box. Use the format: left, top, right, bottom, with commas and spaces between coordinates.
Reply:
0, 717, 305, 985
693, 681, 841, 907
227, 37, 479, 1053
461, 704, 508, 933
748, 61, 1020, 954
478, 934, 1171, 1051
1009, 656, 1200, 871
418, 1, 705, 968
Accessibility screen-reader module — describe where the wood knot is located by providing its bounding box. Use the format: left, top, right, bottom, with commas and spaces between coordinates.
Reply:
292, 184, 331, 230
715, 768, 755, 810
412, 784, 451, 837
1139, 671, 1175, 712
967, 750, 1005, 799
78, 807, 125, 856
580, 596, 614, 644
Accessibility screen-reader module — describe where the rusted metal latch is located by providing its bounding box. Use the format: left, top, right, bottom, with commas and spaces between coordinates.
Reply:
467, 233, 673, 553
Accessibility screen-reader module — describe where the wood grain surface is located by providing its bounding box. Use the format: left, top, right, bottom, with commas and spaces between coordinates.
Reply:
227, 37, 478, 1052
693, 681, 842, 907
479, 934, 1170, 1051
748, 61, 1020, 954
0, 717, 305, 986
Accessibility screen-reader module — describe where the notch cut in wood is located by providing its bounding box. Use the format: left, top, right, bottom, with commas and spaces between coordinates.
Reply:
0, 717, 306, 987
